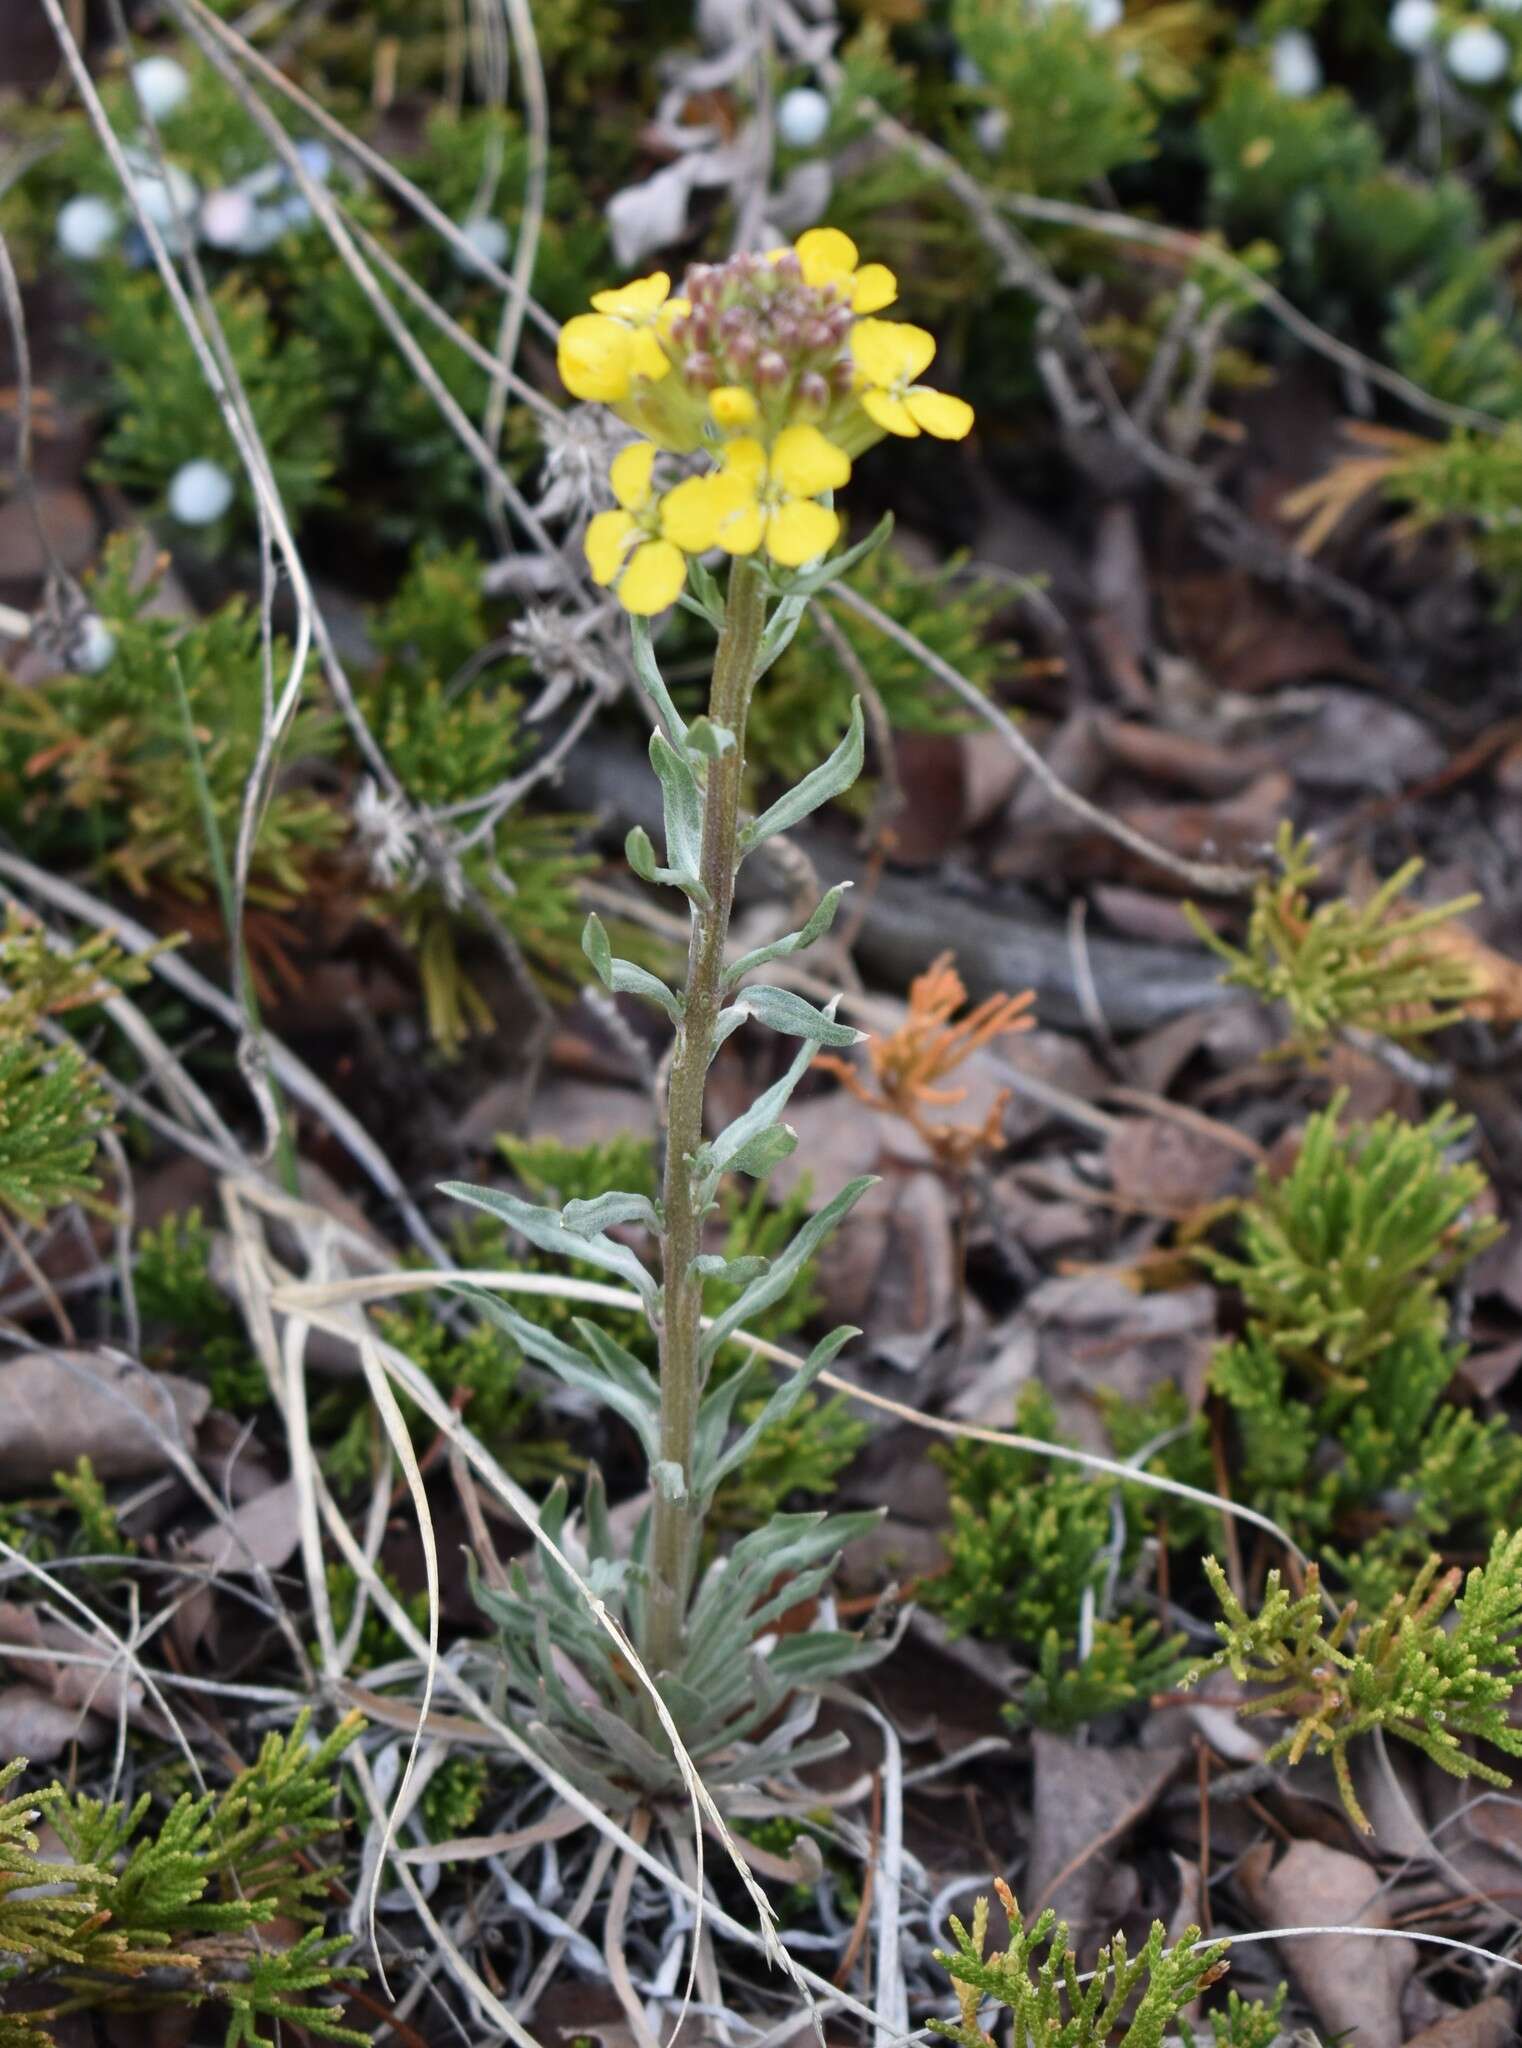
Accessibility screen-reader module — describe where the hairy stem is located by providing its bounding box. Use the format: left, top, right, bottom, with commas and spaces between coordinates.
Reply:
644, 557, 767, 1681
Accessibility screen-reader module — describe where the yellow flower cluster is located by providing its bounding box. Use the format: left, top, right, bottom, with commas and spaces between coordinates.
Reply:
559, 230, 974, 614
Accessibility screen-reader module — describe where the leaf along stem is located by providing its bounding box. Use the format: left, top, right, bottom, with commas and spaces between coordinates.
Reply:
644, 557, 768, 1685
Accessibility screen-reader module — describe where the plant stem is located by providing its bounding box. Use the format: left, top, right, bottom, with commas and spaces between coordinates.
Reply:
645, 557, 767, 1681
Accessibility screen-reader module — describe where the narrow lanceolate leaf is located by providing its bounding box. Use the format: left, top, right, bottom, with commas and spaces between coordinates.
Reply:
582, 911, 614, 985
700, 1177, 878, 1364
725, 1124, 798, 1180
705, 1030, 824, 1181
722, 983, 866, 1048
684, 556, 727, 631
650, 730, 705, 879
626, 824, 710, 908
581, 915, 682, 1023
785, 510, 894, 598
723, 883, 852, 988
451, 1285, 661, 1460
692, 1252, 770, 1286
628, 615, 688, 743
440, 1180, 658, 1307
754, 593, 809, 680
560, 1190, 660, 1238
740, 698, 865, 855
699, 1324, 859, 1500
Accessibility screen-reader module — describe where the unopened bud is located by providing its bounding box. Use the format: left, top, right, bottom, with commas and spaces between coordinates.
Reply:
794, 370, 830, 416
756, 349, 788, 386
684, 351, 720, 388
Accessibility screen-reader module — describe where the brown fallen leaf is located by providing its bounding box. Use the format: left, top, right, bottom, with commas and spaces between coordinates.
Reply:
1240, 1839, 1417, 2048
1027, 1731, 1187, 1949
1411, 921, 1522, 1025
0, 1350, 209, 1485
0, 1682, 110, 1763
1401, 1999, 1516, 2048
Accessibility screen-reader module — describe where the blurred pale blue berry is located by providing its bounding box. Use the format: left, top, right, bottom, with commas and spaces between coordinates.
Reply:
56, 194, 118, 260
1448, 21, 1510, 82
168, 458, 235, 525
131, 54, 191, 120
776, 87, 831, 150
73, 616, 117, 674
1389, 0, 1440, 50
453, 216, 511, 272
1271, 29, 1322, 97
200, 188, 254, 250
295, 139, 332, 182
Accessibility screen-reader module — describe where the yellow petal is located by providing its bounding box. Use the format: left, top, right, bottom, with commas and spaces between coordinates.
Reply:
559, 314, 634, 402
851, 263, 898, 314
629, 326, 673, 382
591, 271, 671, 318
709, 385, 759, 427
610, 440, 656, 511
585, 509, 636, 585
764, 499, 839, 568
715, 498, 766, 556
907, 387, 975, 440
861, 388, 920, 437
851, 317, 936, 391
655, 296, 691, 342
795, 226, 859, 288
660, 472, 741, 552
770, 423, 851, 498
721, 437, 768, 491
618, 539, 687, 615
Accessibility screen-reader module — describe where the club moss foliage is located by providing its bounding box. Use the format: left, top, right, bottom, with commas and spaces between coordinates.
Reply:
0, 1715, 363, 2048
929, 1093, 1517, 1733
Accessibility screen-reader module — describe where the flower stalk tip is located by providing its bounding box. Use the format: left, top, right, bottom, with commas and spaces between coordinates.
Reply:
556, 230, 974, 611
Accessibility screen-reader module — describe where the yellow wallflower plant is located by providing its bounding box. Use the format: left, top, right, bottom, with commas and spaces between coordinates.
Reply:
442, 241, 973, 1796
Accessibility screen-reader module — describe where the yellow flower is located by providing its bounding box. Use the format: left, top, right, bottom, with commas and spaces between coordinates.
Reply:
709, 386, 759, 429
558, 272, 683, 402
851, 318, 975, 440
583, 441, 689, 615
699, 424, 851, 568
793, 228, 898, 315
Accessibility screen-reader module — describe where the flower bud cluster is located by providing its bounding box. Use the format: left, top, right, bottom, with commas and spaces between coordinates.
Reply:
558, 230, 974, 613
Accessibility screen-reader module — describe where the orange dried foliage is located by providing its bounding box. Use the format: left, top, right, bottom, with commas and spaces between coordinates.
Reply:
818, 951, 1036, 1171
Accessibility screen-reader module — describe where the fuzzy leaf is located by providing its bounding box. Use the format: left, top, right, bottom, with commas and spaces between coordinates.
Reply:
699, 1325, 858, 1501
726, 1124, 799, 1180
561, 1190, 660, 1238
626, 824, 710, 908
701, 1177, 877, 1363
724, 883, 852, 988
740, 698, 865, 855
650, 729, 705, 878
704, 1031, 822, 1183
685, 717, 735, 760
452, 1286, 661, 1458
628, 615, 688, 743
441, 1181, 658, 1306
722, 983, 866, 1049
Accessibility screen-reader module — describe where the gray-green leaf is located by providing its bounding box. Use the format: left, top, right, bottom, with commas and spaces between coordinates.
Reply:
740, 698, 864, 855
723, 883, 852, 987
700, 1176, 876, 1364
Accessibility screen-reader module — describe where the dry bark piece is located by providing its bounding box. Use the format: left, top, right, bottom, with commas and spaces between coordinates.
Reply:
1240, 1839, 1417, 2048
0, 1350, 209, 1484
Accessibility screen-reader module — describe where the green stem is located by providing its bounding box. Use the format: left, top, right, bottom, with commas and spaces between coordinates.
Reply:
644, 556, 767, 1682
